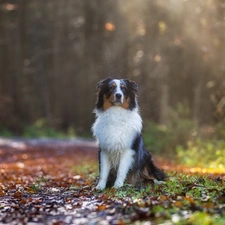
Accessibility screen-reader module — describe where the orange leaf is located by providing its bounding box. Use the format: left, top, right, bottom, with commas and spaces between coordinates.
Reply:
97, 205, 107, 211
0, 190, 4, 197
13, 191, 22, 198
174, 201, 183, 207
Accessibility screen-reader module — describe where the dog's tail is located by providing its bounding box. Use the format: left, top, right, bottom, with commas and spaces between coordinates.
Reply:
141, 152, 167, 181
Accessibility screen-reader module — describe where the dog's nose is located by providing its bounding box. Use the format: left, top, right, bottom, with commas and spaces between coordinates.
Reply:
115, 93, 122, 99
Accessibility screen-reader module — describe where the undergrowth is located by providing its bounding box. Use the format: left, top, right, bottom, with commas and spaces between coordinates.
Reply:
143, 103, 225, 172
0, 118, 76, 138
143, 103, 196, 156
176, 139, 225, 171
95, 173, 225, 225
23, 118, 76, 138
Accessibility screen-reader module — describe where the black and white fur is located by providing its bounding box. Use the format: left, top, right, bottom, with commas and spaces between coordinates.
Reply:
92, 78, 166, 190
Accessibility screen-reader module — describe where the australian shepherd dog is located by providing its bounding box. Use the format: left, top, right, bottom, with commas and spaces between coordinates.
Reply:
92, 78, 167, 190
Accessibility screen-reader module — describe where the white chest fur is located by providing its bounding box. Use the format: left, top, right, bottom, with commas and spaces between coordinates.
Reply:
92, 107, 142, 152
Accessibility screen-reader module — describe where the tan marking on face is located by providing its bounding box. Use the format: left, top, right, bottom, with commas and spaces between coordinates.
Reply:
121, 97, 130, 109
103, 94, 130, 110
103, 95, 114, 111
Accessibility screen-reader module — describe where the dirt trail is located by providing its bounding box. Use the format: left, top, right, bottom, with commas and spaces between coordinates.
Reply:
0, 138, 224, 224
0, 138, 100, 224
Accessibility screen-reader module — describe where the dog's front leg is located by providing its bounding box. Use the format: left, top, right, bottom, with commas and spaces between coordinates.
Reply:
113, 149, 135, 188
96, 150, 110, 190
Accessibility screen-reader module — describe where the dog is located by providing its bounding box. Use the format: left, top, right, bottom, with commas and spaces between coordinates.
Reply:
92, 78, 167, 190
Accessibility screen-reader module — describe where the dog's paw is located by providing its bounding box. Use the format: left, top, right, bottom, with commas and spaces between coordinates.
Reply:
96, 181, 106, 190
113, 180, 124, 188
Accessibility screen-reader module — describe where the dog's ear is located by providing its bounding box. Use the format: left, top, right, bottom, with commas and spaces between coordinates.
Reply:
124, 79, 138, 92
96, 77, 113, 89
130, 81, 138, 92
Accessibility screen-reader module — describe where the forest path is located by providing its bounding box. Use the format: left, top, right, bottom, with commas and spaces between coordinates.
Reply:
0, 138, 224, 224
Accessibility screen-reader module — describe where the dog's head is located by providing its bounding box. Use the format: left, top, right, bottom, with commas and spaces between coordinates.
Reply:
95, 78, 138, 111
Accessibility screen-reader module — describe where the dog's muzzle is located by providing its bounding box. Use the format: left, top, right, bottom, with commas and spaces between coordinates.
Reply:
114, 93, 123, 104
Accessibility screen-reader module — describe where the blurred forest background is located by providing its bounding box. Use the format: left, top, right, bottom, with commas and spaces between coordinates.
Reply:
0, 0, 225, 167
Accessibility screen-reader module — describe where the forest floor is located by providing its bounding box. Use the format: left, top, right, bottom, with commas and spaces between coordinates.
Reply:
0, 138, 225, 225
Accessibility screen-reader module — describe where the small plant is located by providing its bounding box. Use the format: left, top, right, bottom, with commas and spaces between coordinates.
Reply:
30, 176, 47, 192
30, 183, 41, 192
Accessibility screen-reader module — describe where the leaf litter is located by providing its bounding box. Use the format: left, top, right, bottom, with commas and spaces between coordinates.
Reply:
0, 138, 225, 224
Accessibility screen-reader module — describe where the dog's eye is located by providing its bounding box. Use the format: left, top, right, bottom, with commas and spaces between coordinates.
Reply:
109, 82, 117, 90
121, 84, 126, 89
109, 85, 115, 91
